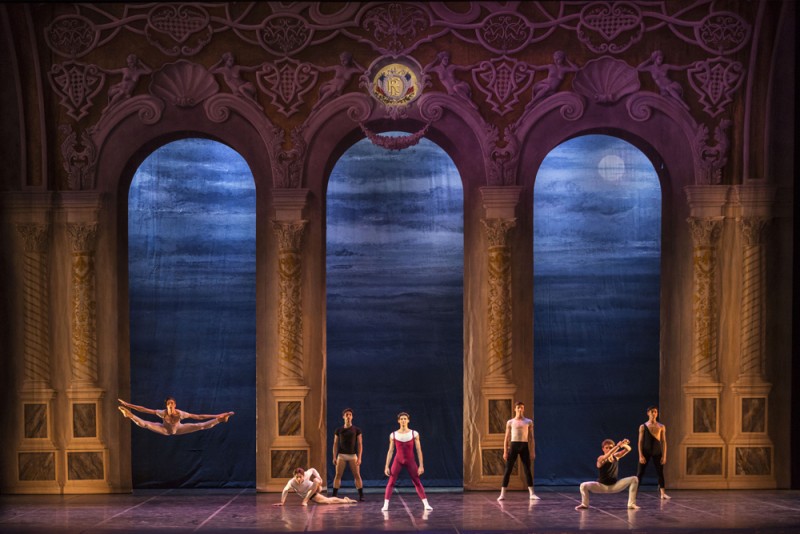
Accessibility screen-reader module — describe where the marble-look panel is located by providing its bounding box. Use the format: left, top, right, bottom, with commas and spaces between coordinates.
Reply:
278, 401, 301, 436
481, 448, 513, 476
741, 397, 766, 433
17, 452, 55, 481
686, 446, 722, 475
72, 403, 97, 438
23, 403, 48, 439
67, 451, 104, 480
271, 450, 308, 479
488, 399, 511, 434
692, 398, 717, 433
736, 447, 771, 475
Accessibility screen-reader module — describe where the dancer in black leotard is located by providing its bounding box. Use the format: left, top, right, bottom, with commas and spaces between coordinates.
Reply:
637, 406, 670, 499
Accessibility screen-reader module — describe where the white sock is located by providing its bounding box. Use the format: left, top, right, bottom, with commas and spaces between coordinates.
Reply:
381, 499, 389, 511
422, 498, 433, 511
497, 487, 506, 501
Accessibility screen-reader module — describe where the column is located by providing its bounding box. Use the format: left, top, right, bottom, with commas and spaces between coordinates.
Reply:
264, 189, 311, 491
12, 203, 60, 493
470, 186, 523, 489
679, 185, 726, 487
728, 185, 776, 488
62, 193, 109, 493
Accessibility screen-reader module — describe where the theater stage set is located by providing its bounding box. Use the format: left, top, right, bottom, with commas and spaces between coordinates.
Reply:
0, 2, 797, 533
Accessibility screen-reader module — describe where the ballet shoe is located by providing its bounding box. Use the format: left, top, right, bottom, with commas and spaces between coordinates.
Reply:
575, 504, 588, 510
628, 503, 640, 509
660, 493, 671, 499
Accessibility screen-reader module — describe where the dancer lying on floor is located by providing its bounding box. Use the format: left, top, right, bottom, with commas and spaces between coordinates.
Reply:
117, 397, 233, 436
274, 467, 357, 506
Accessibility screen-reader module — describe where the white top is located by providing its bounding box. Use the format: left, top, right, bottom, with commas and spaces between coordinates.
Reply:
281, 468, 320, 500
507, 417, 533, 442
390, 430, 418, 442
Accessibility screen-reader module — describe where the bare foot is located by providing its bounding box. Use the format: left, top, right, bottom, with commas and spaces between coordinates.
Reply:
219, 412, 235, 423
629, 503, 640, 509
118, 406, 131, 418
575, 504, 588, 510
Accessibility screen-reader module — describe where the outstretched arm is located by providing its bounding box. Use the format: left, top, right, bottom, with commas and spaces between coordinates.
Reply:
273, 479, 293, 506
614, 440, 632, 460
118, 399, 157, 415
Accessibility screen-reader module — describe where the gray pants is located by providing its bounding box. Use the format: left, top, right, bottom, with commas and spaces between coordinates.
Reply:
579, 476, 639, 507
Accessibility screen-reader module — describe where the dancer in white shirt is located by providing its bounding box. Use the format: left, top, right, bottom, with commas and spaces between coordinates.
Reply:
274, 467, 356, 506
497, 401, 539, 500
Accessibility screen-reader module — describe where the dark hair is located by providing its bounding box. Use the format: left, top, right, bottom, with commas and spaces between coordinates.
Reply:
602, 439, 615, 448
647, 406, 658, 413
165, 396, 176, 405
294, 467, 305, 476
514, 401, 525, 407
342, 408, 353, 416
397, 412, 410, 420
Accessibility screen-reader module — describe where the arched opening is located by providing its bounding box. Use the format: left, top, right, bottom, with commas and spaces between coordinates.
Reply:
127, 138, 256, 487
326, 133, 464, 487
533, 134, 661, 485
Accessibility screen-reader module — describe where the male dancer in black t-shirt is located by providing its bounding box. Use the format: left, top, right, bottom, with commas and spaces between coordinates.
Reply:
332, 408, 364, 501
575, 438, 640, 510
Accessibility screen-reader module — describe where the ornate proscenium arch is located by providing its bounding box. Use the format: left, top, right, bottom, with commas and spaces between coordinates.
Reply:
0, 2, 790, 494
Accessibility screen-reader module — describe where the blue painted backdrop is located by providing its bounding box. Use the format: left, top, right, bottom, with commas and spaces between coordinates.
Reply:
533, 135, 661, 485
128, 139, 256, 488
326, 135, 465, 487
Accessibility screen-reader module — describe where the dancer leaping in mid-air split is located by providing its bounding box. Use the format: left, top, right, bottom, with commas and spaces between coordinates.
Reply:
117, 397, 234, 436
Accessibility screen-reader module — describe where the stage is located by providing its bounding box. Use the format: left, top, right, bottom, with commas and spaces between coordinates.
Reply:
1, 487, 799, 533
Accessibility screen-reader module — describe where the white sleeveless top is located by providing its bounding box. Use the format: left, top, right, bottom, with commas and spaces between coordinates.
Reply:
390, 430, 418, 442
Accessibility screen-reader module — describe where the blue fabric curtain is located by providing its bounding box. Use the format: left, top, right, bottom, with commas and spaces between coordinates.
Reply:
326, 135, 464, 487
533, 135, 661, 485
128, 139, 256, 488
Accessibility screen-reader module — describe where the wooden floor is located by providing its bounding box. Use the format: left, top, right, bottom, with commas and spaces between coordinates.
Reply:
2, 487, 800, 533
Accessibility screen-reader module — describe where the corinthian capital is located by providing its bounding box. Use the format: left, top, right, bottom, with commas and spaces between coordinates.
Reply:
687, 217, 723, 247
738, 216, 769, 247
272, 220, 308, 251
66, 222, 98, 253
16, 224, 50, 253
481, 218, 516, 248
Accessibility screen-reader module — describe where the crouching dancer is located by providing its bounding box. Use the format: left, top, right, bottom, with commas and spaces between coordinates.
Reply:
575, 438, 639, 510
274, 468, 356, 506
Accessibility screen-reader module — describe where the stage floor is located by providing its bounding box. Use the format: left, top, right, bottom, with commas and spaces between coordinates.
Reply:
1, 487, 799, 533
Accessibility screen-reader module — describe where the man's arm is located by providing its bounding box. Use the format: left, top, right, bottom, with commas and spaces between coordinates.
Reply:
273, 480, 292, 506
384, 436, 395, 476
357, 433, 363, 466
614, 440, 632, 460
528, 420, 535, 461
660, 426, 667, 464
638, 424, 645, 463
502, 422, 511, 460
118, 399, 157, 415
302, 480, 320, 506
414, 433, 425, 475
332, 434, 339, 466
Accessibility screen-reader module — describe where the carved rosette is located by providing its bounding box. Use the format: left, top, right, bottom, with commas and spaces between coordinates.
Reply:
738, 217, 769, 378
273, 221, 308, 385
481, 218, 516, 384
67, 223, 98, 384
16, 224, 52, 385
687, 217, 723, 381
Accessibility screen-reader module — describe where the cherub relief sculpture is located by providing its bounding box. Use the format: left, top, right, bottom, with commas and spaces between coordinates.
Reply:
311, 51, 365, 112
637, 50, 690, 110
104, 54, 152, 112
695, 118, 733, 184
211, 52, 262, 109
527, 50, 579, 109
59, 124, 97, 190
423, 51, 478, 110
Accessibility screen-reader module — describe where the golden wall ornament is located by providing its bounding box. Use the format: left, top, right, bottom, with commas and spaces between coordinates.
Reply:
687, 216, 723, 381
273, 220, 308, 385
481, 218, 516, 383
16, 224, 52, 385
67, 223, 98, 383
